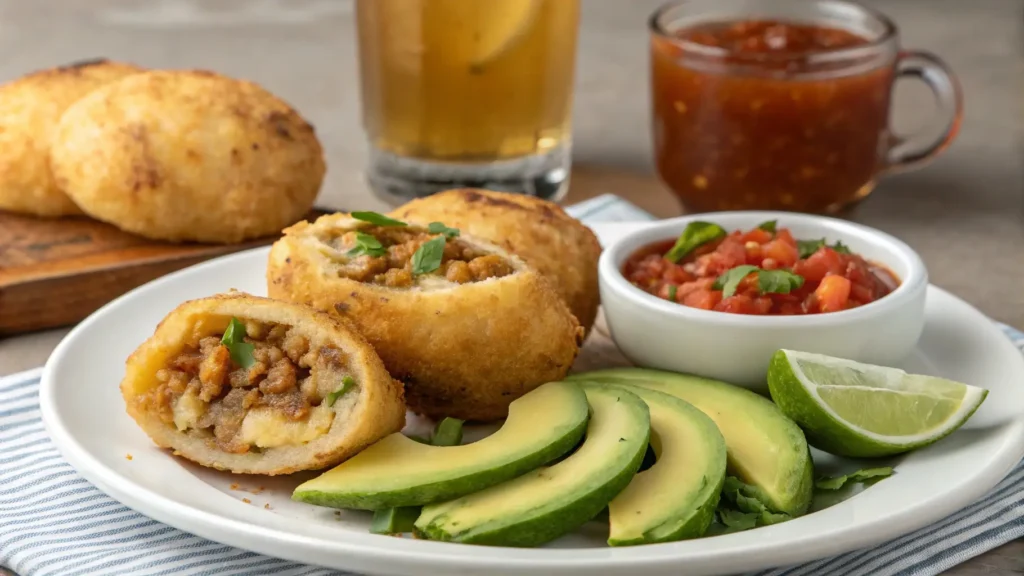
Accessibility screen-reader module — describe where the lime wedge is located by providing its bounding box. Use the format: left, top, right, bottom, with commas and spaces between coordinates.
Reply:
767, 350, 988, 457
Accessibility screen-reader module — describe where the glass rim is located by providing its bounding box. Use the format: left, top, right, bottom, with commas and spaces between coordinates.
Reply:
648, 0, 899, 63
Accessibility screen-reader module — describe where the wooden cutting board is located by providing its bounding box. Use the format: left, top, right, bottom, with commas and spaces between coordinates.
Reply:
0, 209, 328, 336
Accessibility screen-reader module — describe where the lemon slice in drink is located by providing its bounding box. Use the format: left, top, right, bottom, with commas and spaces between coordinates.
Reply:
767, 350, 988, 458
448, 0, 540, 68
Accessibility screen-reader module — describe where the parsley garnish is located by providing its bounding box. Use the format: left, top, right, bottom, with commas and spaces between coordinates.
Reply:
757, 220, 778, 234
411, 235, 447, 276
816, 467, 893, 490
427, 222, 460, 239
664, 221, 726, 263
325, 376, 356, 407
347, 231, 387, 258
714, 266, 804, 298
798, 238, 852, 259
351, 211, 407, 227
221, 317, 255, 369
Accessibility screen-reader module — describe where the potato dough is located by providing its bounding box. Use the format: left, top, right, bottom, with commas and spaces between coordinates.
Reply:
267, 213, 585, 421
50, 70, 325, 243
0, 59, 143, 216
121, 292, 406, 475
391, 189, 602, 334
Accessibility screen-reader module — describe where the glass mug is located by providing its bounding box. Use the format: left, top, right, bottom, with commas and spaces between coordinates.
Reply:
650, 0, 963, 214
355, 0, 580, 204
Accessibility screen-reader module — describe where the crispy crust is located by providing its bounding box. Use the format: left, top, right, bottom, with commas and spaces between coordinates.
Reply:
50, 70, 325, 243
0, 59, 143, 216
120, 292, 405, 475
267, 213, 585, 421
390, 189, 602, 334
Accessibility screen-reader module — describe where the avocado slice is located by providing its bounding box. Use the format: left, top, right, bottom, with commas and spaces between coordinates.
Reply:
415, 385, 650, 547
598, 385, 727, 545
568, 369, 813, 516
293, 381, 589, 510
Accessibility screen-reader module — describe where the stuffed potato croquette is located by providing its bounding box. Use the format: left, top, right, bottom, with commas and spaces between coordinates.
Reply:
267, 213, 584, 421
121, 292, 406, 475
0, 59, 143, 217
49, 70, 325, 243
391, 189, 602, 334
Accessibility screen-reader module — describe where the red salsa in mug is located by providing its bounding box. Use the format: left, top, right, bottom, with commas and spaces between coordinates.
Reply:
622, 220, 899, 315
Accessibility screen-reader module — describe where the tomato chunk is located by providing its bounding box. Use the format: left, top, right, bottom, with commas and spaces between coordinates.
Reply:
815, 275, 851, 313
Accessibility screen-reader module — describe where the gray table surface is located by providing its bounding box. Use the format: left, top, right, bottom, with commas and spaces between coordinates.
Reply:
1, 1, 1022, 574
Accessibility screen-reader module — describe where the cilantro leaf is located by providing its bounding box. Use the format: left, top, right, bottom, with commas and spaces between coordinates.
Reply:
347, 231, 387, 258
431, 417, 464, 447
427, 222, 461, 239
351, 211, 407, 227
411, 235, 446, 275
325, 375, 356, 407
712, 265, 759, 298
221, 317, 255, 369
797, 239, 826, 259
816, 467, 894, 490
714, 475, 793, 533
757, 220, 778, 234
717, 509, 758, 531
757, 269, 804, 295
666, 284, 678, 302
664, 221, 727, 263
832, 240, 852, 254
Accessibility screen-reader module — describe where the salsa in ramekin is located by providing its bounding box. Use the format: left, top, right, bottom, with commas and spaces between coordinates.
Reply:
622, 220, 899, 315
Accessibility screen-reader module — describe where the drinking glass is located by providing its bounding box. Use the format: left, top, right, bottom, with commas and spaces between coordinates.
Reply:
650, 0, 962, 213
356, 0, 580, 204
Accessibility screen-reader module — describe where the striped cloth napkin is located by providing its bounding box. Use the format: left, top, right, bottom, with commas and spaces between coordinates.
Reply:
2, 194, 1024, 576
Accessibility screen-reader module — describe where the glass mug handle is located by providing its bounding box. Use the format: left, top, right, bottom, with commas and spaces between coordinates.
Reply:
886, 50, 964, 171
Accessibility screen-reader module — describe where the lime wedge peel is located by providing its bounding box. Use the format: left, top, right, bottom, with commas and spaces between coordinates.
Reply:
768, 349, 988, 458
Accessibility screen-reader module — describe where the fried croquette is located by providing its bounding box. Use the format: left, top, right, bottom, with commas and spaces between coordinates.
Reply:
391, 189, 602, 334
121, 292, 406, 475
50, 70, 325, 243
266, 213, 585, 422
0, 59, 143, 217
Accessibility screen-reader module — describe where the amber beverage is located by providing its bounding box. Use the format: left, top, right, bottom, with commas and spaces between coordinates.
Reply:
650, 0, 962, 213
356, 0, 580, 203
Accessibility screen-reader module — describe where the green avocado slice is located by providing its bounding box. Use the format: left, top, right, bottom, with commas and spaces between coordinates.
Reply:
568, 369, 813, 517
599, 385, 727, 545
415, 385, 650, 547
293, 381, 589, 510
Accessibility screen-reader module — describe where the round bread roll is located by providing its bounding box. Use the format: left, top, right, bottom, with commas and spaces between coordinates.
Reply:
0, 59, 143, 217
267, 213, 585, 422
121, 292, 406, 475
50, 70, 325, 243
391, 189, 602, 334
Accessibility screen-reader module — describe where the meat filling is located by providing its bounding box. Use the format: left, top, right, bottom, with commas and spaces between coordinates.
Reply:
332, 227, 515, 288
136, 320, 353, 454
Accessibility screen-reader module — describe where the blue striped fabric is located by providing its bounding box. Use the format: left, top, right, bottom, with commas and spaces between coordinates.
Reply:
2, 196, 1023, 575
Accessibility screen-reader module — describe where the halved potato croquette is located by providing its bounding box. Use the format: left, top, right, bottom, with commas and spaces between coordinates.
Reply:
390, 189, 602, 334
267, 214, 585, 422
0, 58, 143, 217
50, 70, 325, 243
121, 293, 406, 475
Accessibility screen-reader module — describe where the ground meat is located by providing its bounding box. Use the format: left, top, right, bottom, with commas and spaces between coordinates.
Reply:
335, 226, 516, 287
144, 320, 346, 452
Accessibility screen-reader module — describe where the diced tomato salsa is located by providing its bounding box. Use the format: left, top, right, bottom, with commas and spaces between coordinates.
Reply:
622, 223, 899, 315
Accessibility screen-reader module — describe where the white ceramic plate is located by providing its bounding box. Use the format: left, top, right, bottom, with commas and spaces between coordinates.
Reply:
41, 223, 1024, 576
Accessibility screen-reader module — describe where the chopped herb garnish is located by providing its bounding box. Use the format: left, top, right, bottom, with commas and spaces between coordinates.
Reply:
712, 265, 759, 298
713, 475, 793, 534
664, 221, 727, 263
666, 285, 678, 302
347, 231, 387, 258
798, 238, 852, 259
713, 266, 804, 298
221, 317, 255, 369
427, 222, 461, 239
431, 417, 465, 447
717, 509, 759, 531
325, 375, 356, 407
816, 467, 893, 490
757, 220, 778, 234
411, 235, 446, 275
351, 211, 407, 227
